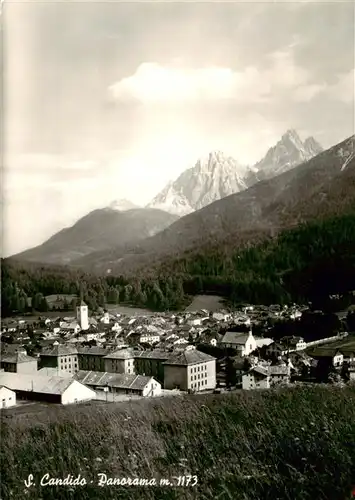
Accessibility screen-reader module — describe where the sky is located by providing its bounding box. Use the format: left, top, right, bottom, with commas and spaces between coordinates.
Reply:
2, 0, 355, 256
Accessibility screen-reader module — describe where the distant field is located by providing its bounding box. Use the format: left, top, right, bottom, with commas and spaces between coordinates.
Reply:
323, 334, 355, 352
45, 294, 77, 304
3, 311, 73, 322
307, 334, 355, 354
185, 295, 225, 312
105, 304, 155, 316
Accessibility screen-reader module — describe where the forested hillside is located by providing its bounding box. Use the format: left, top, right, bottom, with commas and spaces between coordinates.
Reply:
2, 212, 355, 316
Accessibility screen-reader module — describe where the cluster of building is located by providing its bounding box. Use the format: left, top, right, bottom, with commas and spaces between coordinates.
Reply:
1, 301, 354, 410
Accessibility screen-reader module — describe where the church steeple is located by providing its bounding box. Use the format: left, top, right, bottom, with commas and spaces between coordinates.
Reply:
76, 300, 89, 330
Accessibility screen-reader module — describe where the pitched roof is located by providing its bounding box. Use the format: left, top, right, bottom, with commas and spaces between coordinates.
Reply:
249, 366, 269, 377
163, 349, 215, 366
0, 385, 16, 393
1, 353, 37, 364
268, 365, 290, 376
0, 373, 75, 395
309, 348, 343, 358
40, 345, 78, 357
37, 367, 72, 377
74, 370, 154, 391
255, 338, 274, 348
133, 350, 171, 360
103, 348, 135, 360
221, 331, 252, 345
77, 347, 113, 356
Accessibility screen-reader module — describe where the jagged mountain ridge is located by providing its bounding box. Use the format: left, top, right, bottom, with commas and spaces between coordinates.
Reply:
148, 130, 323, 214
244, 129, 324, 186
147, 151, 248, 215
12, 207, 179, 265
73, 135, 355, 275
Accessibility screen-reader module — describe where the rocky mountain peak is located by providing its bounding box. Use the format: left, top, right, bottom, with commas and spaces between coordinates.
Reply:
304, 136, 324, 156
148, 130, 324, 215
147, 150, 247, 215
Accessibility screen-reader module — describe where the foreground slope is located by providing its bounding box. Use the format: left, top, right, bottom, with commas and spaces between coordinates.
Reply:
75, 135, 355, 275
1, 385, 355, 500
12, 208, 178, 265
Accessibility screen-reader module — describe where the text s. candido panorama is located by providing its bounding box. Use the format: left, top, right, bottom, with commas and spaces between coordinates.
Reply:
24, 474, 199, 488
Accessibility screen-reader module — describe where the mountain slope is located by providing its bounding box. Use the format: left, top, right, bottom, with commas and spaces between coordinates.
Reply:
147, 151, 247, 215
74, 135, 355, 275
12, 208, 179, 265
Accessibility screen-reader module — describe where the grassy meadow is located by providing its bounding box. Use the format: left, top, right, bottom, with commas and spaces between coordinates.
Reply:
1, 385, 355, 500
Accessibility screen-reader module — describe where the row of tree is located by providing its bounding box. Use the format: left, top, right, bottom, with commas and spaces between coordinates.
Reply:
1, 213, 355, 317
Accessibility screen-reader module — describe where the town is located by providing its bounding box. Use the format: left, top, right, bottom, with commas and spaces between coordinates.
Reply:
1, 295, 355, 410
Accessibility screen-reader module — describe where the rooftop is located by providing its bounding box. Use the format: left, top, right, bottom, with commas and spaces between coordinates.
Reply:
41, 345, 78, 357
1, 353, 37, 364
163, 349, 215, 366
75, 371, 154, 391
0, 373, 75, 395
221, 331, 252, 345
77, 347, 113, 356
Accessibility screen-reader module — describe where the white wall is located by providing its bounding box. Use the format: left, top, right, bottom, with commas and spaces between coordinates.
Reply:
244, 333, 257, 356
0, 387, 16, 408
242, 373, 270, 390
61, 380, 96, 405
142, 378, 162, 397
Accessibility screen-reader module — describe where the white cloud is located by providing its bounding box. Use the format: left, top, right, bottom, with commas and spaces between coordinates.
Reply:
109, 50, 322, 105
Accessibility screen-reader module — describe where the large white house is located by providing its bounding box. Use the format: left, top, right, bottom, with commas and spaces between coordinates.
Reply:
0, 373, 96, 405
220, 330, 257, 356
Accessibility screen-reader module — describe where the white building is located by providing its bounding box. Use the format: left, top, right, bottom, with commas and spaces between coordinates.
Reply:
0, 386, 16, 408
242, 366, 270, 390
266, 342, 287, 358
220, 330, 257, 356
139, 334, 161, 345
0, 373, 96, 404
163, 350, 216, 392
100, 311, 110, 324
281, 336, 307, 352
76, 300, 89, 331
311, 349, 344, 367
75, 371, 162, 397
242, 364, 291, 390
